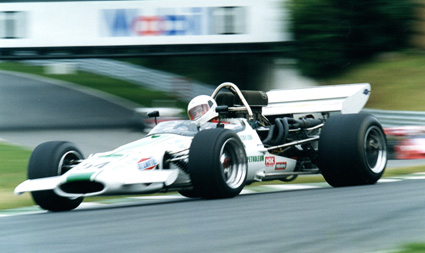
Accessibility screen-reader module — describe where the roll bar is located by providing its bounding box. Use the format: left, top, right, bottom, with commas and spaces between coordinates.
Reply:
211, 82, 254, 121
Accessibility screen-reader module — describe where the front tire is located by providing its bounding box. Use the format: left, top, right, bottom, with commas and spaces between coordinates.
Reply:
318, 114, 387, 187
28, 141, 84, 211
188, 128, 247, 199
178, 188, 201, 198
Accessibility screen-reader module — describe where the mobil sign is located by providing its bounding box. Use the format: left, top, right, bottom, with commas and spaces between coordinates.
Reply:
101, 7, 245, 37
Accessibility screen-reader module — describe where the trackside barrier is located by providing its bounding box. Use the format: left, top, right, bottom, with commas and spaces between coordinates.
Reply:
24, 59, 215, 102
362, 108, 425, 127
19, 59, 425, 127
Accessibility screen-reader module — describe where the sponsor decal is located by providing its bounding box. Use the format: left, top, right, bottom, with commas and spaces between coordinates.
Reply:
137, 157, 158, 170
99, 154, 124, 158
265, 156, 275, 167
101, 7, 246, 37
247, 155, 264, 163
275, 162, 287, 170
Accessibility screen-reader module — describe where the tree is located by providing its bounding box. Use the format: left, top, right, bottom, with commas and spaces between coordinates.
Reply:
288, 0, 416, 78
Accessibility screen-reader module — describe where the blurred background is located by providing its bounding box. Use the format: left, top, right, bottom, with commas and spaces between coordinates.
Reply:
1, 0, 425, 207
3, 2, 425, 251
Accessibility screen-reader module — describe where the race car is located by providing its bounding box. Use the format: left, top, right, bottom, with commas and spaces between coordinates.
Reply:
15, 82, 387, 211
385, 126, 425, 159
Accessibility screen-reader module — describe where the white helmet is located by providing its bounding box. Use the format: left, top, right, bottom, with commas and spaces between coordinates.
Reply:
187, 95, 218, 125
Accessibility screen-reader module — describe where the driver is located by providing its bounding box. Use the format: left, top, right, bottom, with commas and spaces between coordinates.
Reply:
187, 95, 218, 125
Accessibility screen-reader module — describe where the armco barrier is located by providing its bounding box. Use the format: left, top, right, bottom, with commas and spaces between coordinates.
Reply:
24, 59, 215, 102
362, 108, 425, 127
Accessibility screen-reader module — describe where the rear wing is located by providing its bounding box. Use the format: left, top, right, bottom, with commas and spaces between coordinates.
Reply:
263, 83, 371, 116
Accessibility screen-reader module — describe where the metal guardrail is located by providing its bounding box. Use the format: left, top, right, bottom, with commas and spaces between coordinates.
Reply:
362, 108, 425, 127
24, 59, 215, 102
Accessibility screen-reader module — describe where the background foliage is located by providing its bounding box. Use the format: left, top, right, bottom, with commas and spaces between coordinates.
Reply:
126, 54, 270, 90
288, 0, 417, 78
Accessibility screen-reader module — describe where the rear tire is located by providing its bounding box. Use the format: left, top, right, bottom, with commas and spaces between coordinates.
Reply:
188, 128, 247, 199
318, 114, 387, 187
28, 141, 84, 211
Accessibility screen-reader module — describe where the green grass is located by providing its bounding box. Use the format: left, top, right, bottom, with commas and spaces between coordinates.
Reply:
321, 50, 425, 111
0, 143, 34, 209
395, 243, 425, 252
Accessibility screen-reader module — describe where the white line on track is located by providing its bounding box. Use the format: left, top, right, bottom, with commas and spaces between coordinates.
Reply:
261, 184, 322, 191
2, 174, 425, 218
131, 195, 186, 200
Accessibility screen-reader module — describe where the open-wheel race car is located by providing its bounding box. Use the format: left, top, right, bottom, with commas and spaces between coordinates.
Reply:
15, 82, 387, 211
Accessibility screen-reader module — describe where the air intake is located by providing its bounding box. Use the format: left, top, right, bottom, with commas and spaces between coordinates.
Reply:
60, 181, 104, 194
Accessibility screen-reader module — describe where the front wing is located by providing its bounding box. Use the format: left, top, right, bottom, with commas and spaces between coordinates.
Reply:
15, 169, 179, 197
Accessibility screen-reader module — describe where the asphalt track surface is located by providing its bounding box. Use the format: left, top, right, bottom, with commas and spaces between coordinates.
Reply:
2, 71, 425, 252
0, 70, 144, 154
1, 179, 425, 253
0, 70, 138, 130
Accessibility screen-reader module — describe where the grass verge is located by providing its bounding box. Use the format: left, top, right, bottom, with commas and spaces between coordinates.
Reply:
321, 50, 425, 111
395, 243, 425, 253
0, 142, 34, 209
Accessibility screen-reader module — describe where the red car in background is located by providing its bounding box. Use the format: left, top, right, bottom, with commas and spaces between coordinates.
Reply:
385, 126, 425, 159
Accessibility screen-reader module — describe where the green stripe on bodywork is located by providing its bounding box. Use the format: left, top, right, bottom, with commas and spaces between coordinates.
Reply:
66, 172, 95, 183
98, 154, 123, 158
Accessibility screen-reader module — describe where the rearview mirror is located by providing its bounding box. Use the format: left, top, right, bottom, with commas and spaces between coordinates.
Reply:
148, 111, 160, 118
148, 111, 160, 125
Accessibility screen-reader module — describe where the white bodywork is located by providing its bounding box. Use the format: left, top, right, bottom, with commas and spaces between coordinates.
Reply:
15, 119, 288, 197
15, 83, 371, 198
15, 133, 192, 197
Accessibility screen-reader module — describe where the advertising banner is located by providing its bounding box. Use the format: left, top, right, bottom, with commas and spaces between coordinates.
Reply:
0, 0, 290, 48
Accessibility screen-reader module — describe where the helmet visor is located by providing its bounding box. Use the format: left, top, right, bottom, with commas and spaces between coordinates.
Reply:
188, 104, 210, 120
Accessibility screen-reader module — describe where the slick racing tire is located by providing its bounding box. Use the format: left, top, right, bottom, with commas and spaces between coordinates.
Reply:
318, 114, 387, 187
188, 128, 247, 199
178, 188, 201, 198
28, 141, 84, 212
